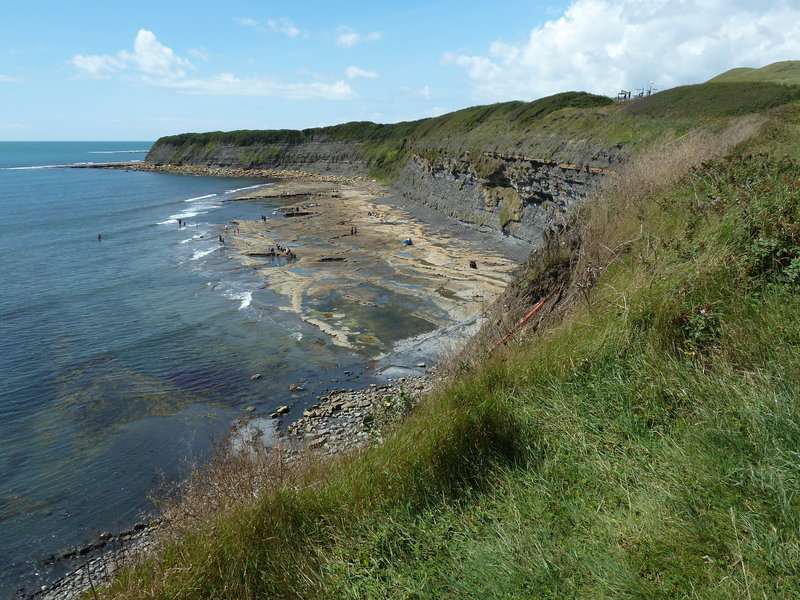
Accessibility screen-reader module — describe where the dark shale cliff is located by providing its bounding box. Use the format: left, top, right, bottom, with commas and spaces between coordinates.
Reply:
146, 136, 371, 177
390, 150, 610, 243
145, 93, 634, 245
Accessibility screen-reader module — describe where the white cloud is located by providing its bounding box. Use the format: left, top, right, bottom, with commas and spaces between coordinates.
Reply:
426, 106, 449, 117
69, 30, 355, 101
188, 47, 209, 61
164, 74, 357, 100
267, 18, 302, 38
400, 85, 434, 99
236, 16, 306, 38
442, 0, 800, 101
70, 53, 126, 79
0, 123, 27, 130
356, 109, 384, 122
71, 29, 192, 81
346, 65, 378, 79
336, 26, 382, 48
0, 74, 20, 83
119, 29, 193, 79
234, 17, 259, 27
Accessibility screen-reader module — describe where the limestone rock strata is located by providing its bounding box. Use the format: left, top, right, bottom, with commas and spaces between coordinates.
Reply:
392, 150, 609, 244
146, 138, 369, 177
144, 138, 616, 244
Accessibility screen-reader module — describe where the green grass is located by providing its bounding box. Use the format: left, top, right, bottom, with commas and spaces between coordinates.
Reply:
151, 91, 621, 177
708, 60, 800, 85
104, 88, 800, 599
305, 113, 800, 599
152, 92, 612, 152
622, 81, 800, 119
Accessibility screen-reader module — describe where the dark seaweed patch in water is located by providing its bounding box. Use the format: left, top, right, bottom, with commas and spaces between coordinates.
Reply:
0, 495, 50, 523
436, 286, 457, 299
169, 367, 243, 396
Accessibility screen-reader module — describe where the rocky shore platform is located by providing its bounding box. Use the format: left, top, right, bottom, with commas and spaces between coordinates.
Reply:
21, 523, 158, 600
227, 177, 525, 351
73, 161, 371, 187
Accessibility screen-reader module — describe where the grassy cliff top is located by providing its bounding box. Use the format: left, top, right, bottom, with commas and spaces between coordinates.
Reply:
707, 60, 800, 85
150, 77, 800, 180
154, 91, 614, 148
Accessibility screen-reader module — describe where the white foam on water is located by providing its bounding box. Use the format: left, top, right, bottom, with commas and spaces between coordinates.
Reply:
235, 292, 253, 311
1, 160, 144, 169
184, 193, 217, 203
178, 233, 209, 244
216, 280, 260, 311
157, 202, 220, 225
2, 164, 68, 170
191, 248, 216, 261
225, 184, 269, 194
86, 150, 149, 154
219, 286, 254, 311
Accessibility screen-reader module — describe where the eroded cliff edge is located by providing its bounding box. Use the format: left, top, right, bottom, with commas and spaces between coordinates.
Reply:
144, 93, 630, 244
390, 150, 611, 242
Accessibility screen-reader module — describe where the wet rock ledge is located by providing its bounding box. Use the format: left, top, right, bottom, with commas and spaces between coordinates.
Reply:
23, 522, 158, 600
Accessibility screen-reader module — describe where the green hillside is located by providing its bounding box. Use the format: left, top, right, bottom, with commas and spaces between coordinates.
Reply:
151, 91, 622, 177
707, 60, 800, 85
102, 74, 800, 598
150, 79, 800, 183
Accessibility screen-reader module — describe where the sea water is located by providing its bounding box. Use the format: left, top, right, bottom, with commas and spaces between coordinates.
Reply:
0, 142, 383, 596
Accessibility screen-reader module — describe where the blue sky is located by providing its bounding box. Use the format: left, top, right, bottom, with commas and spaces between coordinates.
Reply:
2, 0, 800, 140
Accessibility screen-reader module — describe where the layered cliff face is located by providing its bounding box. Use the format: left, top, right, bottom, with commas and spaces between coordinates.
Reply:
145, 138, 609, 245
145, 137, 371, 177
144, 93, 639, 244
392, 150, 608, 244
145, 84, 795, 245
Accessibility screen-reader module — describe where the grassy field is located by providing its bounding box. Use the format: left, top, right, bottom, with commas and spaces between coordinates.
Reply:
104, 88, 800, 598
708, 60, 800, 85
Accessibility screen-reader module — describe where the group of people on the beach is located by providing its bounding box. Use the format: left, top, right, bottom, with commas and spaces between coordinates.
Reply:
273, 244, 296, 259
